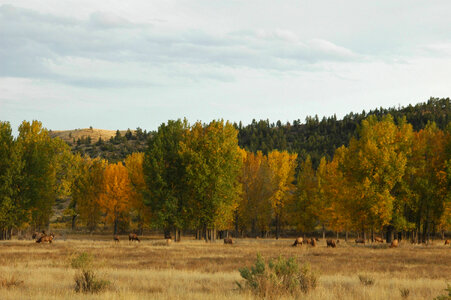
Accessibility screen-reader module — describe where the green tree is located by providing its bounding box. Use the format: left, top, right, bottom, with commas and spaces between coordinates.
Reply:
143, 119, 188, 241
180, 120, 242, 241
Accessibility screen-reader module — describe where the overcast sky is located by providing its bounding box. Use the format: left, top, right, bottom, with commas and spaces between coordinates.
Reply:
1, 1, 451, 132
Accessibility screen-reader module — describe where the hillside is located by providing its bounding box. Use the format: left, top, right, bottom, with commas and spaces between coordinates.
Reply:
49, 98, 451, 166
50, 128, 132, 144
50, 127, 151, 162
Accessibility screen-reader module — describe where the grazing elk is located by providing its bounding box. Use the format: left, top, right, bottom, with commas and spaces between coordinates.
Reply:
114, 235, 120, 243
390, 239, 399, 248
292, 237, 303, 247
326, 239, 336, 248
374, 237, 384, 243
129, 233, 140, 242
355, 238, 365, 244
445, 239, 450, 245
310, 238, 317, 247
36, 232, 54, 243
224, 237, 234, 244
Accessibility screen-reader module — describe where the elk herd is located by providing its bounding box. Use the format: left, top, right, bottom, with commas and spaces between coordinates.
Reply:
28, 230, 450, 248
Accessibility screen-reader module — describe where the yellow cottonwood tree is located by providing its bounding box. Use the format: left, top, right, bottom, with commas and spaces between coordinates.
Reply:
99, 162, 133, 234
237, 150, 272, 236
124, 152, 149, 234
266, 150, 297, 239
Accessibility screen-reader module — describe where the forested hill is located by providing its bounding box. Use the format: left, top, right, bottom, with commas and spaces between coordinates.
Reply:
236, 97, 451, 167
53, 98, 451, 166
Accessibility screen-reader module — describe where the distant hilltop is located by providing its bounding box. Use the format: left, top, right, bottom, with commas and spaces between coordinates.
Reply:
49, 128, 134, 144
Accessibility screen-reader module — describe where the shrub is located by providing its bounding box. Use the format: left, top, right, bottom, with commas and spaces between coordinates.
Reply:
71, 252, 93, 269
74, 270, 109, 294
237, 253, 318, 299
71, 252, 109, 294
400, 288, 410, 298
358, 274, 375, 286
434, 284, 451, 300
0, 275, 23, 288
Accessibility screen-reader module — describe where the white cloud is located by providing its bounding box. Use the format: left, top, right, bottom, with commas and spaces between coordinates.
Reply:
0, 1, 450, 132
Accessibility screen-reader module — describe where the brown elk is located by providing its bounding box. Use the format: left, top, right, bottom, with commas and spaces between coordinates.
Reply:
114, 235, 120, 243
444, 239, 450, 245
355, 238, 365, 244
224, 237, 234, 244
390, 239, 399, 248
36, 233, 54, 243
129, 233, 140, 242
310, 238, 317, 247
326, 239, 336, 248
292, 237, 303, 247
374, 237, 384, 243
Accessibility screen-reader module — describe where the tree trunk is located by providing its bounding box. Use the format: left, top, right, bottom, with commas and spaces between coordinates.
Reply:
113, 218, 118, 235
322, 224, 325, 240
345, 230, 348, 242
71, 215, 77, 231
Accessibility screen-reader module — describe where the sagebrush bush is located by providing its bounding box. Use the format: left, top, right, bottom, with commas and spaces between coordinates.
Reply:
358, 274, 375, 286
74, 270, 109, 294
237, 253, 318, 299
434, 284, 451, 300
0, 275, 23, 288
71, 252, 93, 269
71, 252, 109, 293
400, 287, 410, 298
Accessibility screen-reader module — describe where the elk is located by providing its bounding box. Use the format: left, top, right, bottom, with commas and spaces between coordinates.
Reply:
444, 239, 450, 245
292, 237, 303, 247
355, 238, 365, 244
114, 235, 120, 243
390, 239, 399, 248
129, 233, 140, 242
374, 237, 384, 243
326, 239, 336, 248
224, 237, 234, 244
310, 238, 317, 247
36, 232, 54, 243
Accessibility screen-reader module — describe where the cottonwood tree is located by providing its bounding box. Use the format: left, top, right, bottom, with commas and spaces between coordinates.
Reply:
124, 152, 149, 235
143, 119, 188, 241
180, 120, 242, 241
98, 162, 132, 235
266, 150, 297, 239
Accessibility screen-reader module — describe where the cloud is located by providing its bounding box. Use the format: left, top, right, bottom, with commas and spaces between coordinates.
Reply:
0, 4, 366, 88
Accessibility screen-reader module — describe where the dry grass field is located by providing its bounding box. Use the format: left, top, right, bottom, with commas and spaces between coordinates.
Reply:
0, 236, 450, 299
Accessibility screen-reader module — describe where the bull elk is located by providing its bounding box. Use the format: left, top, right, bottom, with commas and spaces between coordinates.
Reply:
129, 233, 140, 242
224, 237, 234, 244
292, 237, 303, 247
326, 239, 336, 248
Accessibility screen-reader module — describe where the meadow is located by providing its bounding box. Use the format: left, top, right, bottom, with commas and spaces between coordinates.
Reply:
0, 236, 450, 300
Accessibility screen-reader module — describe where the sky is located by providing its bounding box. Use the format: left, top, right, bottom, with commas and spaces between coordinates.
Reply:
1, 1, 451, 132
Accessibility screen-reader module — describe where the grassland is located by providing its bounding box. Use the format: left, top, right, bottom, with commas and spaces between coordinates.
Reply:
0, 236, 449, 299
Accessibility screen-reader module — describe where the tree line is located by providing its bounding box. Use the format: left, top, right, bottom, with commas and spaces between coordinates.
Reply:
0, 110, 450, 241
